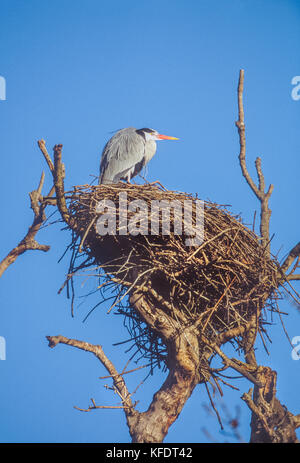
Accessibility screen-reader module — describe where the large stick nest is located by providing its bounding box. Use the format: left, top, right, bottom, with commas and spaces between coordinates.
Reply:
64, 183, 280, 367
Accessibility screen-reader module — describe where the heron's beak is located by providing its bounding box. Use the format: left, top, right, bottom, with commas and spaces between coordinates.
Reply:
157, 133, 179, 140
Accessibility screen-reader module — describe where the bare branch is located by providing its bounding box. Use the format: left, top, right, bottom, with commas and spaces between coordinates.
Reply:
203, 338, 262, 387
241, 367, 299, 443
37, 140, 72, 226
287, 274, 300, 281
235, 69, 274, 253
0, 172, 54, 277
37, 139, 54, 173
99, 363, 150, 379
74, 397, 135, 412
46, 335, 136, 411
52, 144, 71, 225
46, 334, 139, 435
281, 241, 300, 275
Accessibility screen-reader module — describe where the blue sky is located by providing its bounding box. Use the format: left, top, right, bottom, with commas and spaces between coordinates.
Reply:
0, 0, 299, 443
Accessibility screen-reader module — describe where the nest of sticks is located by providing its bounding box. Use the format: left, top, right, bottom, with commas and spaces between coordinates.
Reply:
64, 183, 280, 369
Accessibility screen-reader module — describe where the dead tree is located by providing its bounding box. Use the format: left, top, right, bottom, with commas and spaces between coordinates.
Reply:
1, 70, 300, 443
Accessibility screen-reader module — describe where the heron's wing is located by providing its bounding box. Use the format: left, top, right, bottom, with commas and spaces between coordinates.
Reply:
99, 128, 145, 183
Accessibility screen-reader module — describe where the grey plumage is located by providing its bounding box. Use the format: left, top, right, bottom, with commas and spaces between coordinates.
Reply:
99, 127, 155, 184
99, 127, 178, 185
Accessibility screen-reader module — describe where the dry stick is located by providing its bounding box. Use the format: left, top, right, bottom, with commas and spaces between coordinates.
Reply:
202, 337, 262, 387
78, 216, 97, 252
46, 335, 137, 416
38, 141, 70, 226
52, 144, 71, 226
200, 276, 237, 333
283, 279, 300, 303
280, 241, 300, 278
107, 268, 154, 314
0, 171, 53, 278
75, 404, 129, 412
74, 396, 135, 412
204, 382, 224, 430
235, 69, 273, 254
99, 363, 151, 380
252, 210, 257, 233
287, 274, 300, 281
186, 227, 235, 262
37, 139, 54, 173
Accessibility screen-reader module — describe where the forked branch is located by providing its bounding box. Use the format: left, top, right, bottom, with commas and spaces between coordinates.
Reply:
235, 69, 274, 254
241, 367, 299, 443
0, 171, 54, 277
46, 335, 139, 430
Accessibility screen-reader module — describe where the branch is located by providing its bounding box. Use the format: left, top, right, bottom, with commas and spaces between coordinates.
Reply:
37, 140, 72, 227
46, 335, 136, 410
287, 274, 300, 281
46, 335, 139, 428
37, 139, 54, 173
235, 69, 274, 253
280, 241, 300, 276
52, 144, 71, 225
241, 367, 299, 443
241, 388, 276, 440
293, 414, 300, 429
0, 172, 54, 277
74, 398, 133, 412
128, 292, 204, 442
216, 324, 247, 345
202, 337, 262, 387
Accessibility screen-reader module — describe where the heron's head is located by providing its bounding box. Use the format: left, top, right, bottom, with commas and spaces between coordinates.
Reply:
137, 128, 179, 142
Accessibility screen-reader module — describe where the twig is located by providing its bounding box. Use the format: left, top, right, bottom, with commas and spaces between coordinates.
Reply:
186, 228, 235, 262
99, 363, 150, 379
78, 216, 97, 252
204, 382, 224, 430
201, 276, 236, 332
74, 397, 132, 412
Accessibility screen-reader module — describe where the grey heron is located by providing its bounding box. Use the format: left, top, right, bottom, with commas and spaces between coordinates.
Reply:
99, 127, 179, 184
